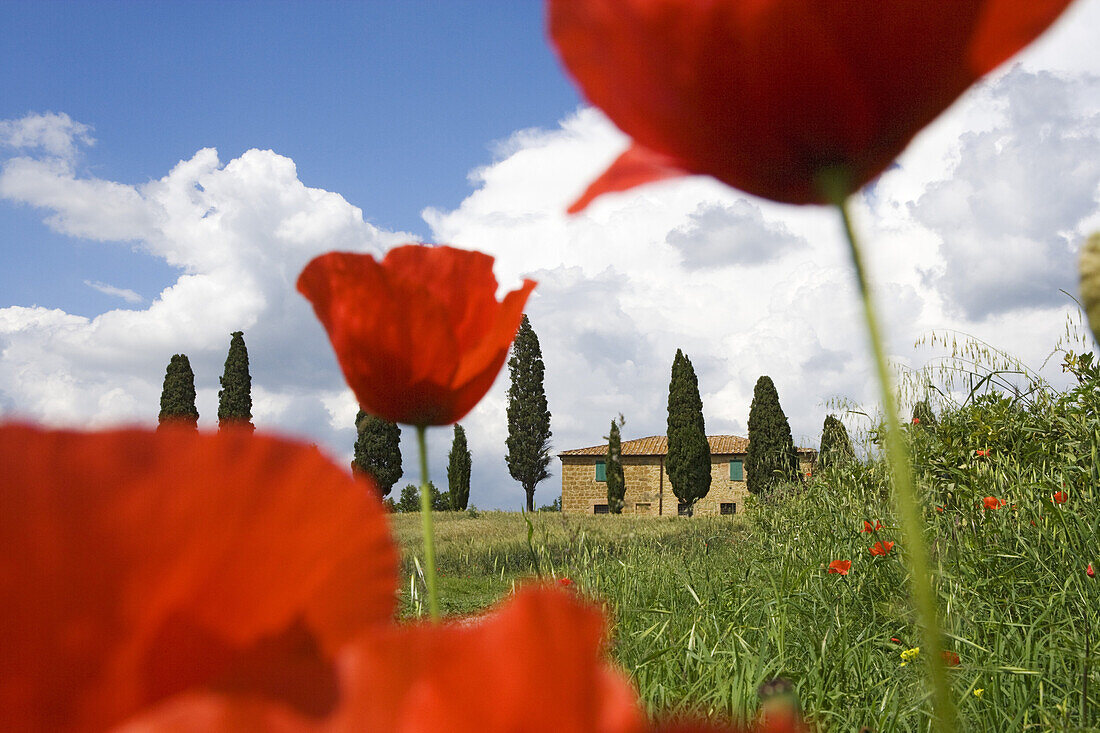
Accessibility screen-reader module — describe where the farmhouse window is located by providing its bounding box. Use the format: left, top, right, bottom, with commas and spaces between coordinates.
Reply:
593, 503, 610, 514
720, 502, 736, 515
595, 461, 607, 481
729, 460, 743, 481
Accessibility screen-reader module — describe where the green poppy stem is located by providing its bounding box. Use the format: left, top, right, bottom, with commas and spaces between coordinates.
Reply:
417, 424, 440, 620
821, 171, 955, 732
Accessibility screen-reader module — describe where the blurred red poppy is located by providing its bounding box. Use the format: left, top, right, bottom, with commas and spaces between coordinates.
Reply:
1052, 491, 1068, 504
976, 449, 990, 457
298, 245, 536, 426
941, 651, 961, 667
0, 424, 396, 733
549, 0, 1075, 209
869, 541, 895, 557
935, 506, 945, 513
911, 418, 921, 425
861, 520, 882, 533
827, 560, 851, 575
1088, 563, 1095, 578
559, 577, 576, 587
125, 585, 648, 733
982, 496, 1006, 510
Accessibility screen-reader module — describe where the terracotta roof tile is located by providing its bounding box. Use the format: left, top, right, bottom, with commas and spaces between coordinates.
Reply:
558, 435, 815, 457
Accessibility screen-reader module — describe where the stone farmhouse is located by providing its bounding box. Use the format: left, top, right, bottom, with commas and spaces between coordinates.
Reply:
558, 435, 816, 516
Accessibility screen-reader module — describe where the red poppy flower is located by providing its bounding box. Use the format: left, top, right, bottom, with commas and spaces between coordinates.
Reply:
976, 449, 990, 457
126, 585, 648, 733
861, 520, 882, 533
559, 577, 575, 588
982, 496, 1006, 510
549, 0, 1075, 209
912, 418, 921, 425
0, 423, 397, 732
869, 541, 895, 557
1052, 491, 1068, 504
935, 506, 945, 513
297, 245, 536, 426
941, 651, 961, 667
890, 637, 903, 645
827, 560, 851, 575
1088, 563, 1095, 578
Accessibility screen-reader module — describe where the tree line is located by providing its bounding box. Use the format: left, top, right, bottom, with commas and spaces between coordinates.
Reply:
157, 316, 558, 513
602, 349, 863, 515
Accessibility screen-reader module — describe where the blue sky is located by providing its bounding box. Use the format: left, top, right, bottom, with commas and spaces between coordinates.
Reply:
2, 1, 579, 315
2, 1, 1099, 510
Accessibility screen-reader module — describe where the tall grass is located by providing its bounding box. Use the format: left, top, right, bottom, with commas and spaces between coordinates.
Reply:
392, 346, 1100, 730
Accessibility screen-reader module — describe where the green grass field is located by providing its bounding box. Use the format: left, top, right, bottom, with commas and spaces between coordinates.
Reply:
391, 351, 1100, 731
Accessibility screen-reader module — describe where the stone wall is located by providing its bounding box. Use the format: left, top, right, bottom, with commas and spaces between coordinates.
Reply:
561, 453, 814, 516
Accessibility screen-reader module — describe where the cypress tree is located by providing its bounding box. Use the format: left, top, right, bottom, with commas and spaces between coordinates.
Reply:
911, 399, 937, 427
447, 424, 472, 511
158, 354, 199, 429
666, 349, 710, 516
606, 418, 626, 514
506, 314, 552, 511
745, 375, 799, 494
818, 414, 855, 470
352, 410, 402, 498
217, 331, 254, 430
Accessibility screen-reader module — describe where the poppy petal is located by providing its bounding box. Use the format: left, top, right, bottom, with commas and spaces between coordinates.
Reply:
0, 424, 396, 732
298, 246, 535, 426
567, 143, 692, 214
549, 0, 1075, 205
329, 584, 646, 732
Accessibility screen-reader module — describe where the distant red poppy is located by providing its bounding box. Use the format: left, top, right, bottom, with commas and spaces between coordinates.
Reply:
861, 520, 882, 533
869, 541, 895, 557
1088, 563, 1096, 578
0, 424, 397, 732
912, 418, 921, 425
804, 471, 812, 478
976, 449, 990, 457
827, 560, 852, 575
935, 506, 945, 513
890, 637, 903, 645
559, 577, 575, 588
982, 496, 1006, 510
1052, 491, 1068, 504
298, 246, 536, 426
941, 651, 961, 667
549, 0, 1076, 209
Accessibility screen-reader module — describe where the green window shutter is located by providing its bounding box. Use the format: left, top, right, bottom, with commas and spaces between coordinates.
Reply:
729, 460, 743, 481
595, 461, 607, 482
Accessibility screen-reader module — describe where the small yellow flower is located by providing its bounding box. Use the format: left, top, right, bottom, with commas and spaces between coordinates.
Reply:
899, 647, 920, 667
974, 688, 984, 699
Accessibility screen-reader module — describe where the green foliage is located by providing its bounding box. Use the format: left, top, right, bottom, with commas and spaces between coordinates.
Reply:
158, 354, 198, 428
447, 424, 472, 511
506, 314, 552, 511
537, 496, 561, 512
818, 414, 854, 470
396, 484, 420, 513
911, 399, 937, 428
605, 418, 626, 513
666, 349, 710, 515
396, 480, 448, 513
352, 411, 402, 497
745, 375, 798, 494
217, 331, 253, 430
